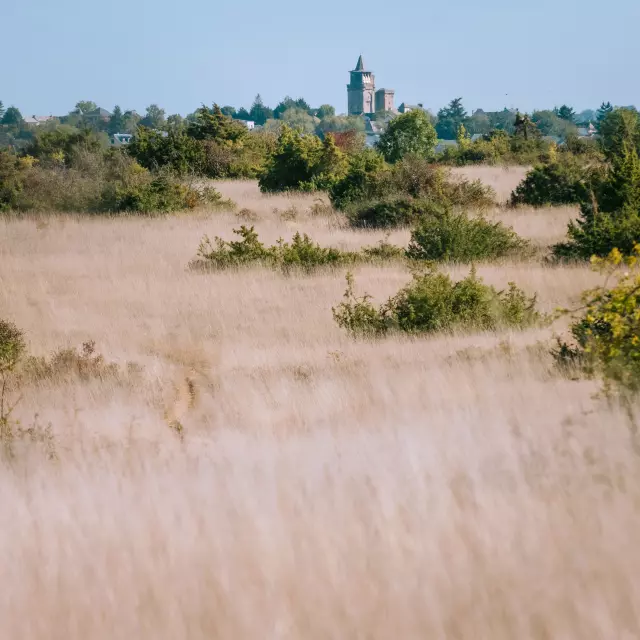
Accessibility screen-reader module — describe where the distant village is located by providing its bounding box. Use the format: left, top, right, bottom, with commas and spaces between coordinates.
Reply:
16, 54, 600, 153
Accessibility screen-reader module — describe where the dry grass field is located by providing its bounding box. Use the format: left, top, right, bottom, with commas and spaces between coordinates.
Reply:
2, 171, 640, 638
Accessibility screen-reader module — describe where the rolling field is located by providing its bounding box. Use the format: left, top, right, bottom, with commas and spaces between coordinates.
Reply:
1, 170, 639, 638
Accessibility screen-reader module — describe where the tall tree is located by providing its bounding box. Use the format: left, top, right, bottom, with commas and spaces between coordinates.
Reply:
235, 107, 251, 121
377, 109, 437, 163
0, 101, 5, 120
166, 114, 185, 131
122, 110, 141, 133
598, 108, 640, 161
249, 94, 273, 125
273, 96, 311, 119
316, 104, 336, 119
74, 100, 97, 115
220, 106, 236, 117
107, 105, 125, 135
514, 112, 537, 141
596, 102, 614, 131
187, 104, 247, 143
555, 105, 576, 122
140, 104, 166, 129
531, 110, 577, 137
1, 107, 23, 128
436, 97, 467, 140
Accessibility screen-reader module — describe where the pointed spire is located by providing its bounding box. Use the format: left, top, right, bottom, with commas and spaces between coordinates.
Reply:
355, 55, 365, 71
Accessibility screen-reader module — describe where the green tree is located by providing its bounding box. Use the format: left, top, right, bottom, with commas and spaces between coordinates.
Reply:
274, 96, 311, 119
599, 108, 640, 160
328, 148, 387, 210
166, 114, 185, 131
108, 105, 125, 135
248, 94, 273, 126
531, 110, 577, 138
221, 106, 236, 117
140, 104, 166, 129
465, 110, 491, 135
279, 108, 318, 135
456, 123, 471, 150
487, 108, 517, 134
259, 125, 346, 192
377, 110, 437, 163
513, 112, 538, 141
316, 104, 336, 119
122, 110, 141, 133
316, 115, 365, 138
436, 98, 467, 140
128, 127, 205, 175
187, 104, 247, 143
555, 105, 576, 122
596, 102, 614, 131
74, 101, 97, 115
1, 107, 23, 128
553, 109, 640, 260
0, 102, 5, 120
576, 109, 598, 125
235, 107, 251, 120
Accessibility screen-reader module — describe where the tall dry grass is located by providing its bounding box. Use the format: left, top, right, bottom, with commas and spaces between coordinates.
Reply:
2, 171, 639, 638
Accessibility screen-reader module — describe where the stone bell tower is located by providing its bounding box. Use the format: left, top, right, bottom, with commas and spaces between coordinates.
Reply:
347, 55, 375, 115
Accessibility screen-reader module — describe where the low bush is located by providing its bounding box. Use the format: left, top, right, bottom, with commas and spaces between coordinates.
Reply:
406, 210, 528, 262
361, 236, 406, 261
20, 340, 138, 384
193, 226, 360, 273
333, 268, 542, 337
553, 246, 640, 395
328, 148, 388, 210
510, 157, 592, 207
347, 197, 445, 229
438, 130, 553, 166
0, 147, 231, 214
331, 154, 495, 218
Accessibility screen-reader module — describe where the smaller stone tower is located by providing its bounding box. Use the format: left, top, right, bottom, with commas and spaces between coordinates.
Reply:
375, 88, 395, 113
347, 55, 375, 115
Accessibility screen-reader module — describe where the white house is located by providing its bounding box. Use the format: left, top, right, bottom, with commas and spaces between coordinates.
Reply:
111, 133, 133, 146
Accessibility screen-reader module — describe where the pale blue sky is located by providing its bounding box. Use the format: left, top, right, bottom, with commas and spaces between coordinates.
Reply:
3, 0, 639, 117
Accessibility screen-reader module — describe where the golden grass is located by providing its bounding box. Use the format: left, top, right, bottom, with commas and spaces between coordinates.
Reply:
2, 171, 640, 638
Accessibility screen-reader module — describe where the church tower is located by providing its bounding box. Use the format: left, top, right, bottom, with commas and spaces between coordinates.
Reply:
347, 55, 375, 115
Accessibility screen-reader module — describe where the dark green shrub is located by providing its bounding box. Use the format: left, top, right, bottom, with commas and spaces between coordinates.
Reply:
553, 131, 640, 259
108, 175, 200, 213
127, 127, 206, 176
553, 205, 640, 260
347, 197, 445, 229
333, 268, 541, 337
510, 158, 591, 206
406, 210, 529, 262
330, 153, 495, 213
